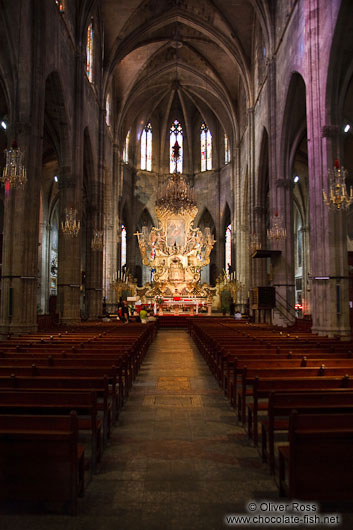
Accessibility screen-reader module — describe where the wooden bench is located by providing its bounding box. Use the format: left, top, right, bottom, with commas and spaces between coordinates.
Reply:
261, 389, 353, 473
0, 411, 84, 515
278, 411, 353, 500
225, 357, 353, 405
246, 375, 353, 446
0, 389, 101, 473
238, 366, 353, 425
0, 365, 120, 423
0, 355, 130, 400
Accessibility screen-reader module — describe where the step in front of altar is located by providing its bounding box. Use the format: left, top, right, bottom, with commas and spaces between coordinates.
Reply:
157, 315, 189, 328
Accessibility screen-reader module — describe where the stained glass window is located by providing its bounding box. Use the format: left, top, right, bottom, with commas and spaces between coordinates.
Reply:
123, 131, 130, 164
106, 93, 111, 127
121, 225, 127, 267
141, 121, 152, 171
55, 0, 64, 12
225, 133, 230, 164
201, 121, 212, 171
225, 224, 232, 274
170, 120, 183, 173
86, 21, 94, 83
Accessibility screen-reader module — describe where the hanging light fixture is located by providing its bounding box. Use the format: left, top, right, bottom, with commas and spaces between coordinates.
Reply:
1, 2, 27, 189
91, 229, 103, 251
61, 206, 80, 237
322, 159, 353, 210
267, 211, 287, 240
249, 232, 262, 254
1, 140, 27, 188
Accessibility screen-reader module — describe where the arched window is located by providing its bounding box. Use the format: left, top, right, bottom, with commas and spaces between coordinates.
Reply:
123, 131, 130, 164
170, 120, 183, 173
224, 133, 230, 164
225, 224, 232, 275
86, 21, 94, 83
141, 121, 152, 171
106, 93, 111, 127
121, 224, 127, 267
201, 121, 212, 171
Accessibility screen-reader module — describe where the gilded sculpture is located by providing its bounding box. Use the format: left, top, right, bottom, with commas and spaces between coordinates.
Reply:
135, 170, 216, 299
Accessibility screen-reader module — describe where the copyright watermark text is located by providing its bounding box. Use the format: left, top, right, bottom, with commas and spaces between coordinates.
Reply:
225, 501, 341, 526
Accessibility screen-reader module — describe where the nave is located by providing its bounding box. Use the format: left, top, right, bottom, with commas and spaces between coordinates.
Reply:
3, 328, 278, 530
3, 324, 353, 530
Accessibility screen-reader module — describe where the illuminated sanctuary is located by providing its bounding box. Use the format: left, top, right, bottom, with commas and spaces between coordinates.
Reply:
0, 0, 352, 336
135, 145, 216, 304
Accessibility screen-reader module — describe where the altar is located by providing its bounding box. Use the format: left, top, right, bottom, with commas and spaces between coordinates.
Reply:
158, 297, 211, 315
132, 296, 211, 315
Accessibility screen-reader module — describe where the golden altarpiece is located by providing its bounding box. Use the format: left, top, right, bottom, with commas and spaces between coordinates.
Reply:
134, 170, 217, 309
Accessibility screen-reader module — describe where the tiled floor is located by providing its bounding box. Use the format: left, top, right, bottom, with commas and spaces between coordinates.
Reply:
2, 329, 352, 529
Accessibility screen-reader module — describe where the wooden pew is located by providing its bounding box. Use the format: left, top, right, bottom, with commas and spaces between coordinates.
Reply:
278, 411, 353, 500
0, 354, 130, 399
238, 366, 353, 425
246, 375, 353, 447
0, 411, 84, 515
261, 389, 353, 473
0, 363, 120, 422
226, 357, 353, 405
0, 389, 100, 473
0, 374, 112, 449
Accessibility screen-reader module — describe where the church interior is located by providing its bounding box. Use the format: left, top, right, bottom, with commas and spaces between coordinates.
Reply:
1, 0, 353, 528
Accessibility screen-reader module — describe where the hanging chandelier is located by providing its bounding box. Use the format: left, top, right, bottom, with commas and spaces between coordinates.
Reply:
61, 206, 80, 237
91, 229, 103, 251
249, 232, 262, 254
1, 140, 27, 188
156, 141, 196, 216
267, 212, 287, 240
156, 172, 196, 216
322, 159, 353, 210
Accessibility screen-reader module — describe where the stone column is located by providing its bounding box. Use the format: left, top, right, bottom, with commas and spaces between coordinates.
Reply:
266, 55, 295, 326
0, 123, 41, 336
253, 205, 267, 287
270, 179, 295, 325
247, 107, 256, 292
213, 168, 222, 278
304, 0, 350, 337
86, 180, 104, 319
103, 164, 117, 308
0, 1, 45, 335
301, 226, 311, 316
57, 167, 81, 325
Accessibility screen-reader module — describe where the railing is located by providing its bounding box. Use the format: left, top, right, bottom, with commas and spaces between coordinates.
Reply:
274, 289, 296, 323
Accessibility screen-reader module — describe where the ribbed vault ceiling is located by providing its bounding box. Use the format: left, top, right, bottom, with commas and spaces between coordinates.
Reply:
101, 0, 271, 140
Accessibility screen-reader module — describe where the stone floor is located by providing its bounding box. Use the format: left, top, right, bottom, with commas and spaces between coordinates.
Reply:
2, 329, 352, 530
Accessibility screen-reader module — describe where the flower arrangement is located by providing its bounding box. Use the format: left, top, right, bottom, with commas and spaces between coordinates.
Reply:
155, 296, 164, 305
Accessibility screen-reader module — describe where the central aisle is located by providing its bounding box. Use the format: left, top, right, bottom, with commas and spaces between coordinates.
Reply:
80, 328, 278, 529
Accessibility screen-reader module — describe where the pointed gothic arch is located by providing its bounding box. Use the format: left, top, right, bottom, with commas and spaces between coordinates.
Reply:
198, 208, 216, 285
38, 71, 71, 316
